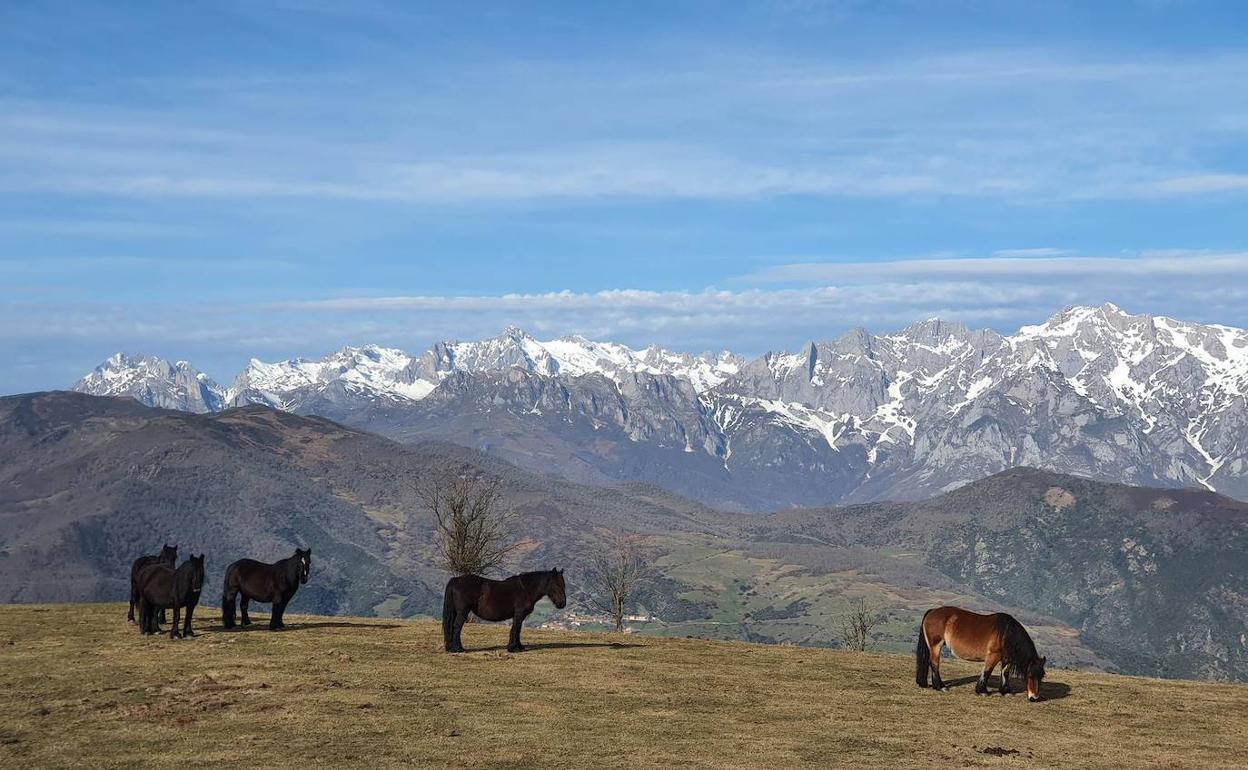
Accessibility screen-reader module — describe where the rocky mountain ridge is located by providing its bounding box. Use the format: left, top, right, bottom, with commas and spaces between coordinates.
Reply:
71, 304, 1248, 508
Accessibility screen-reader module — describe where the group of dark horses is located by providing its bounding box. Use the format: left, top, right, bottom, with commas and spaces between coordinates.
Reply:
128, 545, 1046, 700
127, 544, 312, 638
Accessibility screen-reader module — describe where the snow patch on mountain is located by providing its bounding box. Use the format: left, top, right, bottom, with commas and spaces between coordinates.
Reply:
71, 306, 1248, 498
73, 353, 226, 413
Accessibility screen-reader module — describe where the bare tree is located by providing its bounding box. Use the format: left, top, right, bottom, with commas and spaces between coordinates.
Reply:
418, 472, 517, 576
588, 533, 649, 632
839, 597, 886, 652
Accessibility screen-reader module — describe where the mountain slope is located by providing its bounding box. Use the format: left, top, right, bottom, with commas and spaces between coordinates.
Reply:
68, 304, 1248, 510
3, 392, 1246, 680
760, 468, 1248, 681
0, 391, 728, 619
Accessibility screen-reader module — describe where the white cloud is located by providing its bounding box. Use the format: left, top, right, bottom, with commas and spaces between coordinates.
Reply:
747, 252, 1248, 283
3, 49, 1248, 205
9, 248, 1248, 393
1147, 174, 1248, 194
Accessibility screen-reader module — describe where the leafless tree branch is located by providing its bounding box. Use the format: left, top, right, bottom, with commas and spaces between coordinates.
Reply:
417, 472, 517, 576
839, 597, 885, 652
587, 533, 650, 632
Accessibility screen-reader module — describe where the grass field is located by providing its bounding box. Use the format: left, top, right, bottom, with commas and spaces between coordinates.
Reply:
1, 604, 1245, 769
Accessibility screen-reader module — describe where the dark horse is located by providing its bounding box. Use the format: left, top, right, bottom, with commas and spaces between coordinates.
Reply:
128, 544, 177, 624
135, 554, 205, 639
443, 568, 567, 653
221, 548, 311, 631
916, 606, 1047, 701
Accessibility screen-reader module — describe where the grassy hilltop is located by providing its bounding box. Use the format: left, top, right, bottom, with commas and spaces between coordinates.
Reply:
1, 605, 1245, 770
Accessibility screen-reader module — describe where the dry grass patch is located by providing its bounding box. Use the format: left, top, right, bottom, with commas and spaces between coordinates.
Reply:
0, 604, 1245, 769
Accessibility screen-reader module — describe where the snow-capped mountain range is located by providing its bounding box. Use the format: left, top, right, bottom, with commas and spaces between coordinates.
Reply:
71, 304, 1248, 510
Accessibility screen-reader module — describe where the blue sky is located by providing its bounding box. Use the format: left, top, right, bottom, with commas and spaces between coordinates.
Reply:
3, 0, 1248, 392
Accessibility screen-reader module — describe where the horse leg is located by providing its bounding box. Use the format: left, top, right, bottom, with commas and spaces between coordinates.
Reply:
240, 596, 252, 626
508, 608, 531, 653
929, 640, 946, 690
221, 586, 236, 629
170, 605, 182, 640
450, 606, 468, 652
269, 599, 285, 631
977, 651, 1001, 695
183, 603, 195, 637
128, 582, 137, 623
999, 663, 1013, 695
507, 615, 524, 652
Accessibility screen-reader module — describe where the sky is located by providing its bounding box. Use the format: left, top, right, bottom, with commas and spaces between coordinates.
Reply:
3, 0, 1248, 392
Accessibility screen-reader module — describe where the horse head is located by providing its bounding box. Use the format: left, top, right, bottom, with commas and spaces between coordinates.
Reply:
187, 554, 205, 595
295, 547, 312, 585
160, 543, 178, 565
1026, 656, 1047, 702
547, 568, 567, 609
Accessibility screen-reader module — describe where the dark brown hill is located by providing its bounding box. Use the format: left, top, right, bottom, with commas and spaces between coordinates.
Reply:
3, 392, 1244, 681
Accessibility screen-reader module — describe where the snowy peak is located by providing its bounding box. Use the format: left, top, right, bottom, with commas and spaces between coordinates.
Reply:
73, 353, 225, 413
446, 327, 560, 376
65, 306, 1248, 500
106, 328, 746, 414
229, 345, 432, 409
445, 328, 742, 390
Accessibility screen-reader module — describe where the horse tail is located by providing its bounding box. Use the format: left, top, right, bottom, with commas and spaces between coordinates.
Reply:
221, 562, 238, 629
442, 581, 456, 651
128, 577, 139, 622
915, 610, 932, 687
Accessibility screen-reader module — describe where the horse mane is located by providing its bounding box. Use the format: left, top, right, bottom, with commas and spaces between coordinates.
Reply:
279, 552, 302, 583
994, 613, 1038, 669
514, 571, 554, 594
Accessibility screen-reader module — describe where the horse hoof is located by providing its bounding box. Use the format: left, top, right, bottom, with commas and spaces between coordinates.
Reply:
1029, 696, 1042, 703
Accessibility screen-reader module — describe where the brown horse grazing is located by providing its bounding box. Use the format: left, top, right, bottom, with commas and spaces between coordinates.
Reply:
221, 548, 311, 631
443, 569, 567, 653
916, 606, 1047, 701
135, 554, 205, 639
128, 544, 177, 624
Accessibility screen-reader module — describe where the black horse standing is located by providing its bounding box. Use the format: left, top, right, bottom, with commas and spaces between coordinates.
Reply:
135, 554, 205, 639
128, 544, 177, 624
221, 548, 311, 631
443, 569, 567, 653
